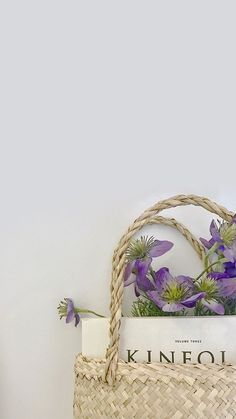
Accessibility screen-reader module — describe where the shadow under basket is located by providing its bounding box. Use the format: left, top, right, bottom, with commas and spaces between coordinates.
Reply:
73, 194, 236, 419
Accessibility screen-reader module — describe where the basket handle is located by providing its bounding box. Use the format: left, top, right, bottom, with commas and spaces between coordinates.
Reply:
104, 194, 234, 384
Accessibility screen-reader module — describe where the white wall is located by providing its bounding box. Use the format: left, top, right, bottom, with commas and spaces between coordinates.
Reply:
1, 2, 236, 418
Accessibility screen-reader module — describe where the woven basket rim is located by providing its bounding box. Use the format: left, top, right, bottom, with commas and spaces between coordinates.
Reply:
75, 353, 236, 385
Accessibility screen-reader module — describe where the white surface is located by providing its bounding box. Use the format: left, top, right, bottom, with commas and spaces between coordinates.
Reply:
82, 318, 236, 364
1, 2, 236, 419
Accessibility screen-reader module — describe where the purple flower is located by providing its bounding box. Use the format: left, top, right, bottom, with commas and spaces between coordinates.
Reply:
124, 258, 155, 296
207, 241, 236, 280
66, 299, 80, 326
58, 298, 80, 326
200, 218, 236, 281
200, 218, 236, 251
146, 267, 205, 312
224, 261, 236, 277
208, 260, 236, 279
195, 276, 236, 315
200, 220, 222, 249
124, 236, 173, 296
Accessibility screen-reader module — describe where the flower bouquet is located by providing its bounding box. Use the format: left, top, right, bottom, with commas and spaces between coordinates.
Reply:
58, 217, 236, 323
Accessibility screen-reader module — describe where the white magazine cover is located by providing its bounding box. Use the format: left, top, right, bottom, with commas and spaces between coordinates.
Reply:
82, 317, 236, 364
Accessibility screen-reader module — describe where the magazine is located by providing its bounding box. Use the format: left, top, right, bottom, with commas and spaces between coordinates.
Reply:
82, 317, 236, 364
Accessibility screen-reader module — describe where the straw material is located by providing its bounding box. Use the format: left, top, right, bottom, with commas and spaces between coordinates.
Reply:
74, 355, 236, 418
73, 194, 236, 418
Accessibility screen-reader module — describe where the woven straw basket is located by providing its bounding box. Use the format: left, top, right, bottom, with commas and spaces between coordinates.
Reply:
74, 194, 236, 419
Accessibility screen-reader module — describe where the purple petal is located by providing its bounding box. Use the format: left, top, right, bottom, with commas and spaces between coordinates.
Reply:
146, 290, 165, 308
66, 309, 75, 323
148, 240, 173, 257
74, 313, 80, 327
225, 261, 236, 269
154, 267, 173, 289
224, 261, 236, 277
65, 299, 75, 323
136, 275, 155, 292
176, 275, 194, 288
134, 283, 141, 297
124, 261, 136, 286
181, 292, 205, 308
200, 237, 215, 249
66, 298, 74, 310
210, 220, 221, 242
217, 278, 236, 298
226, 268, 236, 277
135, 258, 151, 280
162, 303, 184, 312
223, 248, 235, 263
208, 271, 230, 280
202, 299, 225, 315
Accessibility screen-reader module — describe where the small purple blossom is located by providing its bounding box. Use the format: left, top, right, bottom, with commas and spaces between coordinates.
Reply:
57, 298, 104, 326
58, 298, 80, 326
66, 298, 80, 326
195, 276, 236, 315
124, 236, 173, 296
208, 259, 236, 279
200, 220, 221, 249
200, 218, 236, 251
198, 218, 236, 314
200, 217, 236, 282
124, 258, 155, 296
146, 267, 205, 312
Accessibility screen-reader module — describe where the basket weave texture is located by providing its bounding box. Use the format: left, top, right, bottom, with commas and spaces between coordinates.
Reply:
74, 194, 236, 419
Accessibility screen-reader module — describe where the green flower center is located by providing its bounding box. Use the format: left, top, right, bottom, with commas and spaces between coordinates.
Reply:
220, 223, 236, 246
162, 281, 189, 303
195, 277, 218, 299
57, 300, 68, 318
126, 236, 155, 261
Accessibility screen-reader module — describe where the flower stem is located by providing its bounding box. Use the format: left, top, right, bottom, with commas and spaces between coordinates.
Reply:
194, 301, 203, 316
75, 308, 105, 318
195, 258, 228, 281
